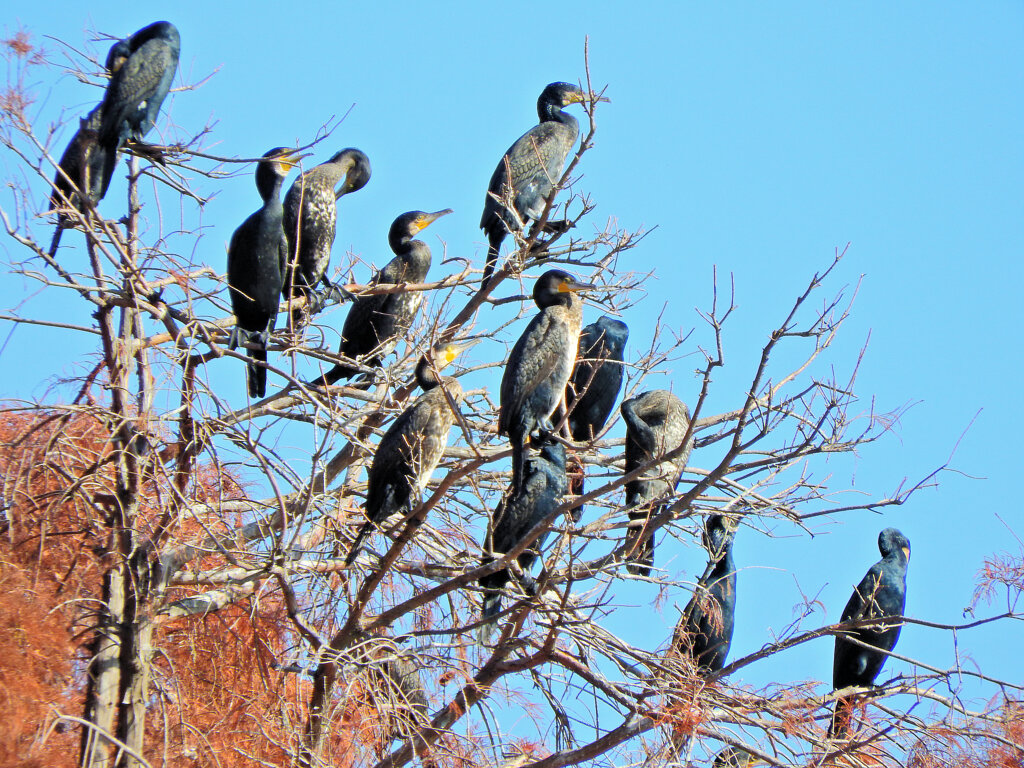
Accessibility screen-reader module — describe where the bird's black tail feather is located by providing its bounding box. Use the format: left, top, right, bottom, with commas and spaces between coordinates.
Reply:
344, 522, 373, 567
247, 345, 267, 398
624, 516, 654, 577
482, 242, 500, 286
478, 590, 502, 644
828, 696, 853, 738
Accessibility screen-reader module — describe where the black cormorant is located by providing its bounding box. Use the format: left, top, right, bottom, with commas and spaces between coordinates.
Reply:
499, 269, 595, 494
99, 21, 180, 148
620, 390, 693, 576
50, 39, 133, 215
316, 208, 452, 385
480, 82, 593, 284
830, 527, 911, 737
226, 148, 303, 398
479, 438, 567, 637
566, 315, 629, 442
282, 148, 371, 308
671, 515, 737, 675
345, 341, 473, 565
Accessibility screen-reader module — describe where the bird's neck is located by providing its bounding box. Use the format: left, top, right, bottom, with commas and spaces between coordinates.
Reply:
538, 102, 579, 130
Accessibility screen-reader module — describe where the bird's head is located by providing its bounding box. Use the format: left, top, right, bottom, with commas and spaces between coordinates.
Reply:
330, 148, 372, 198
390, 208, 454, 244
533, 270, 596, 308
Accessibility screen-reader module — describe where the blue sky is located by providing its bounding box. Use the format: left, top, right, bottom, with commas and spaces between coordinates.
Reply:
2, 0, 1022, 756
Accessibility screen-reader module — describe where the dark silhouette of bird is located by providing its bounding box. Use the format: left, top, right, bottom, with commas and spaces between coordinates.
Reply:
566, 316, 629, 442
712, 746, 767, 767
620, 390, 693, 576
50, 40, 132, 215
346, 341, 473, 565
227, 148, 304, 398
480, 82, 595, 284
315, 208, 452, 385
99, 21, 180, 148
479, 438, 567, 638
829, 527, 911, 737
671, 515, 738, 675
499, 270, 594, 494
282, 148, 371, 312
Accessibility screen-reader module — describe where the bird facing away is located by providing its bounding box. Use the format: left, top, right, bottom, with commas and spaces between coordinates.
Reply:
620, 390, 693, 576
712, 746, 767, 767
479, 438, 567, 637
345, 341, 474, 565
99, 21, 180, 148
830, 527, 911, 737
566, 315, 629, 442
50, 39, 134, 215
282, 148, 372, 308
480, 82, 590, 285
316, 208, 452, 385
499, 270, 595, 494
671, 515, 738, 675
227, 148, 304, 398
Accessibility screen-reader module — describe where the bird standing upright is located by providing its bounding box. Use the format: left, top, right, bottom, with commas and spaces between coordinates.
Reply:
671, 514, 738, 675
480, 82, 596, 285
346, 341, 474, 565
282, 148, 371, 314
316, 208, 452, 385
566, 315, 629, 442
830, 527, 911, 737
620, 390, 693, 576
99, 21, 180, 148
499, 270, 595, 494
479, 438, 567, 637
227, 147, 304, 398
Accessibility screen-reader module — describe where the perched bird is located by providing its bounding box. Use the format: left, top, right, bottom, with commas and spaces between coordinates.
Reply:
566, 316, 629, 442
50, 40, 132, 215
282, 148, 371, 309
99, 21, 180, 148
712, 746, 767, 767
316, 208, 452, 385
226, 147, 304, 398
499, 270, 594, 494
830, 527, 911, 737
479, 438, 567, 636
480, 82, 594, 284
346, 341, 473, 565
671, 515, 737, 675
620, 390, 693, 576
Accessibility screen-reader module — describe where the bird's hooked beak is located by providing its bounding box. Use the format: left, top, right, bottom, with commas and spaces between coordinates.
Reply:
274, 149, 312, 174
431, 338, 480, 369
415, 208, 454, 233
557, 276, 597, 293
902, 546, 911, 562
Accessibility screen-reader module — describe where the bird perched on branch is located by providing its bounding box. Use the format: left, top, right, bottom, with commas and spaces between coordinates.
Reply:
345, 341, 474, 565
829, 527, 911, 737
99, 21, 180, 149
480, 82, 603, 285
671, 514, 738, 675
620, 390, 693, 576
499, 270, 595, 494
315, 208, 452, 385
51, 23, 179, 217
282, 148, 371, 315
566, 315, 629, 442
227, 147, 304, 398
712, 746, 767, 767
479, 437, 567, 639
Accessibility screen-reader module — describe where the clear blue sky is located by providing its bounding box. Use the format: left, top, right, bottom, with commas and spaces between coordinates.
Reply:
2, 0, 1022, 755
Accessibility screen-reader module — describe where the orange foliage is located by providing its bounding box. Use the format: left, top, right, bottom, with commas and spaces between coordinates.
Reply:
909, 705, 1024, 768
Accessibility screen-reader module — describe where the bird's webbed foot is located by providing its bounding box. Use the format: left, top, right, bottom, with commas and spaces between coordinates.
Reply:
227, 326, 241, 350
127, 140, 167, 165
520, 574, 539, 597
540, 218, 574, 236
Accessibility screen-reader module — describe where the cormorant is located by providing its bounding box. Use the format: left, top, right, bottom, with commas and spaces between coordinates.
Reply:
480, 82, 593, 284
671, 515, 737, 675
282, 148, 371, 309
620, 390, 693, 576
316, 208, 452, 385
499, 270, 595, 494
479, 438, 567, 637
830, 527, 911, 737
566, 316, 629, 442
345, 341, 473, 565
50, 39, 132, 215
226, 148, 303, 398
99, 21, 180, 148
712, 746, 767, 767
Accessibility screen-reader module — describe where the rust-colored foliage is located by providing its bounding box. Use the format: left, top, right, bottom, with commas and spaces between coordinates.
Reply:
909, 704, 1024, 768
